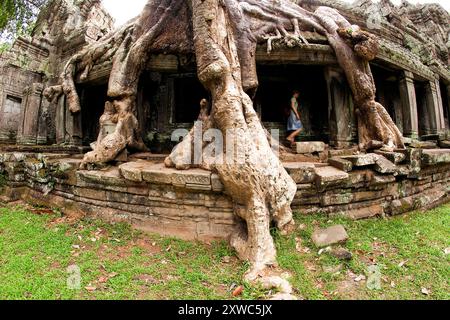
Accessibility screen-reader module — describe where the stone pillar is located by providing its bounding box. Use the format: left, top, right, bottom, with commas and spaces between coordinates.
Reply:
433, 78, 446, 136
325, 67, 356, 148
37, 99, 49, 145
54, 95, 82, 146
17, 83, 43, 145
399, 71, 419, 139
424, 79, 444, 136
65, 102, 82, 146
55, 95, 66, 144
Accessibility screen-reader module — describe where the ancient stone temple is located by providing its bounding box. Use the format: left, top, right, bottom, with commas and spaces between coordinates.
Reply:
0, 0, 449, 243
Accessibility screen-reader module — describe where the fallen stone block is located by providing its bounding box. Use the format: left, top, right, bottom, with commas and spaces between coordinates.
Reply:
374, 150, 406, 164
328, 157, 353, 172
284, 162, 316, 183
294, 141, 326, 154
373, 155, 397, 174
330, 247, 353, 261
314, 166, 349, 189
312, 225, 349, 247
342, 154, 376, 167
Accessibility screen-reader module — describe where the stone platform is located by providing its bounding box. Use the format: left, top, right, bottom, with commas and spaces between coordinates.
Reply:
0, 149, 449, 241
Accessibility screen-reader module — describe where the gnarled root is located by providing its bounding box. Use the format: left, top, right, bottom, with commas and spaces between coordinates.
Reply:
80, 96, 147, 169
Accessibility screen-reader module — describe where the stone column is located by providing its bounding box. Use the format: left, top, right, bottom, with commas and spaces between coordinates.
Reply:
399, 71, 419, 139
37, 99, 49, 145
54, 95, 82, 146
55, 95, 66, 145
17, 83, 43, 145
65, 102, 82, 146
324, 67, 356, 148
424, 78, 444, 136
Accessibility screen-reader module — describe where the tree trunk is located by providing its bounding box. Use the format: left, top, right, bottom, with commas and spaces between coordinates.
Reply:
184, 0, 297, 280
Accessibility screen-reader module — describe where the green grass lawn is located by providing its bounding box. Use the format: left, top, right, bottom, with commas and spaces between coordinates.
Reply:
0, 202, 448, 300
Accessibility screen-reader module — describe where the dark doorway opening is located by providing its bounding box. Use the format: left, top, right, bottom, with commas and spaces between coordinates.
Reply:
415, 81, 435, 137
371, 64, 403, 133
79, 83, 108, 146
172, 74, 209, 124
254, 64, 329, 141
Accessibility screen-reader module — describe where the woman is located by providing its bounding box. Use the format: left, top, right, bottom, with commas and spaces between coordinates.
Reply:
286, 90, 303, 145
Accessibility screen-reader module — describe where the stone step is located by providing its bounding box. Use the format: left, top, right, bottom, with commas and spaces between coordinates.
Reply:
328, 157, 353, 172
439, 140, 450, 148
421, 149, 450, 165
374, 150, 406, 164
294, 141, 326, 154
410, 140, 438, 149
283, 162, 316, 184
341, 154, 377, 166
314, 166, 349, 188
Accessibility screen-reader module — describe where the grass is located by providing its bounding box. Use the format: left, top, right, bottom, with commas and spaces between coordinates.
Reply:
0, 203, 448, 300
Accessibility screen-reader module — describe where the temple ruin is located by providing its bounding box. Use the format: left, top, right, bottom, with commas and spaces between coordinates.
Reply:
0, 0, 449, 281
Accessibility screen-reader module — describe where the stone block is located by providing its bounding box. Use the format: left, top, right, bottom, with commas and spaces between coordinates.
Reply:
371, 174, 396, 185
321, 191, 353, 206
119, 161, 148, 182
373, 155, 396, 174
410, 141, 438, 149
284, 162, 316, 183
311, 225, 349, 247
389, 198, 414, 216
439, 140, 450, 148
211, 174, 224, 192
328, 157, 353, 172
346, 204, 384, 220
314, 166, 349, 189
421, 149, 450, 166
342, 154, 376, 166
374, 150, 406, 164
294, 141, 326, 154
172, 169, 211, 187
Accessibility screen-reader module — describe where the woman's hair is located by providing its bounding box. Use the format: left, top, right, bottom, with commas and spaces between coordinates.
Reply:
293, 89, 300, 95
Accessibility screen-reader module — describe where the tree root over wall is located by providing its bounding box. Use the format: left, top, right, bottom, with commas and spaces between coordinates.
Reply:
47, 0, 406, 296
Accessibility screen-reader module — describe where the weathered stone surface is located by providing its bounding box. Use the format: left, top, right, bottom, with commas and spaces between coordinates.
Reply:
321, 191, 353, 206
119, 161, 147, 182
410, 141, 438, 149
374, 150, 406, 164
439, 141, 450, 148
342, 154, 376, 167
314, 166, 349, 188
389, 198, 414, 215
211, 174, 224, 192
330, 247, 353, 261
421, 149, 450, 166
328, 157, 353, 172
284, 162, 316, 183
346, 204, 384, 220
294, 142, 326, 154
373, 155, 397, 174
371, 174, 396, 185
312, 225, 349, 247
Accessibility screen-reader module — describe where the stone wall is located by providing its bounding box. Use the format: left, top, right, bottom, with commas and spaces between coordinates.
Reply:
1, 148, 449, 241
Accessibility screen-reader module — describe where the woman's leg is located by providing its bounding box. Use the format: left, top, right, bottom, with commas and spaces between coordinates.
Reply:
287, 128, 302, 143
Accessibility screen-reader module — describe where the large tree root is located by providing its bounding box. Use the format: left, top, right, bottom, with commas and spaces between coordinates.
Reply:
48, 0, 407, 298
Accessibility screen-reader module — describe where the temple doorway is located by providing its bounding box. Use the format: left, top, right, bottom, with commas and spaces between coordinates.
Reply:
254, 64, 329, 142
79, 83, 108, 146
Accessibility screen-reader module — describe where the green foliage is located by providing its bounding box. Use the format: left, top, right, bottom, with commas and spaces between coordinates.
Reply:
0, 204, 448, 300
0, 0, 48, 41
